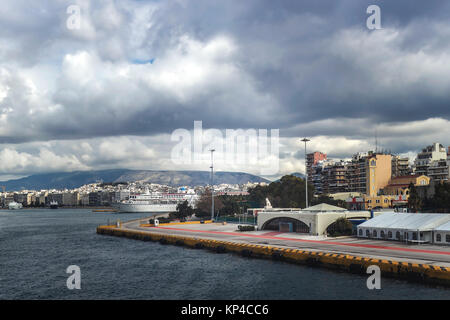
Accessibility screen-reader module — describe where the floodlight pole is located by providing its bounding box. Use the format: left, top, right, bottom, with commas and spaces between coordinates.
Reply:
209, 149, 215, 221
301, 138, 310, 208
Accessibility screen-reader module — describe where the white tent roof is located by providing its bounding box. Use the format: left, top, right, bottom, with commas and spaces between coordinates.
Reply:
358, 213, 450, 231
434, 221, 450, 232
303, 203, 347, 212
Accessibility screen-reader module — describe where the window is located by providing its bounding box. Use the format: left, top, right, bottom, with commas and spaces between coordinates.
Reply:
447, 235, 450, 243
366, 230, 370, 237
412, 232, 417, 240
359, 229, 362, 236
373, 230, 377, 237
380, 231, 385, 238
388, 231, 392, 238
436, 234, 441, 242
376, 199, 380, 204
396, 231, 400, 240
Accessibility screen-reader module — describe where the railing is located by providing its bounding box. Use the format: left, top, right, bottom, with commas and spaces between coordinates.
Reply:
215, 216, 257, 225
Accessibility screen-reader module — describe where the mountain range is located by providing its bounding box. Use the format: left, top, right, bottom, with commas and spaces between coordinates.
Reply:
0, 169, 270, 191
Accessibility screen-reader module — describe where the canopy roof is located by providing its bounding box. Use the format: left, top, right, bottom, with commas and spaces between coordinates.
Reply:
303, 203, 347, 212
359, 213, 450, 231
434, 220, 450, 232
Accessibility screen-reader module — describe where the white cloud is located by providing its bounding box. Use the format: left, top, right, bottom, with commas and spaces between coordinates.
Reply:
0, 0, 449, 180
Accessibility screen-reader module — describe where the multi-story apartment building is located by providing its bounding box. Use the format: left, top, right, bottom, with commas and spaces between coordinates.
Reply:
312, 152, 392, 199
62, 192, 79, 206
80, 194, 90, 206
14, 193, 29, 206
392, 156, 411, 177
347, 152, 369, 193
310, 159, 328, 194
114, 190, 131, 202
321, 160, 348, 194
38, 192, 47, 206
414, 143, 447, 176
88, 192, 101, 206
427, 159, 449, 183
306, 151, 327, 185
47, 193, 63, 206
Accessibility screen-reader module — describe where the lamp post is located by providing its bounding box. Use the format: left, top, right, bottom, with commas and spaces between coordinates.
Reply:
301, 138, 310, 208
209, 149, 215, 221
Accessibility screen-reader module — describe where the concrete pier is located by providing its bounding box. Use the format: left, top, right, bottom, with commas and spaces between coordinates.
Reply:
97, 218, 450, 286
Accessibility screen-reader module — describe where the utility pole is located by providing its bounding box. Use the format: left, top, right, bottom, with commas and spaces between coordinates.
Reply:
209, 149, 215, 221
301, 138, 310, 208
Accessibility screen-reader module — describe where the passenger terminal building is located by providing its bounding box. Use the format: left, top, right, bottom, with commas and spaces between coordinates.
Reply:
357, 212, 450, 245
257, 203, 372, 236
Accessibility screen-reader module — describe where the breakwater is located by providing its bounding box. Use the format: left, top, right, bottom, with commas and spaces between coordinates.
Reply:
97, 225, 450, 286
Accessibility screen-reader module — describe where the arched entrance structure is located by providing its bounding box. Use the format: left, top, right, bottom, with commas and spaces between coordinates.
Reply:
262, 217, 310, 233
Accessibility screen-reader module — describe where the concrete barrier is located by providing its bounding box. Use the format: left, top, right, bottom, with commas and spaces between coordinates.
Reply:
96, 225, 450, 286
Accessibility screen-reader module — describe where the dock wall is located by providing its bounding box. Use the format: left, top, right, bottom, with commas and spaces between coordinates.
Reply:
97, 225, 450, 286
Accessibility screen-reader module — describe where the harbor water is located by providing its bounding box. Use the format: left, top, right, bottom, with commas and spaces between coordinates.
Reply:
0, 209, 449, 300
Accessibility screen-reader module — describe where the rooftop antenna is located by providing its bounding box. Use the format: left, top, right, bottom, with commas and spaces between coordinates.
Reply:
375, 127, 378, 153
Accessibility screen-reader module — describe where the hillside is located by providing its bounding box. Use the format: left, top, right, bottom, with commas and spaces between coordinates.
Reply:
0, 169, 269, 191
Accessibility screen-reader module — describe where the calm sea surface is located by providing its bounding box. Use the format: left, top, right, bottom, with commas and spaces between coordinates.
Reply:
0, 209, 449, 300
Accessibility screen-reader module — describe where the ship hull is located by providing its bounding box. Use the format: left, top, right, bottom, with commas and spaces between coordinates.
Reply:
112, 203, 177, 213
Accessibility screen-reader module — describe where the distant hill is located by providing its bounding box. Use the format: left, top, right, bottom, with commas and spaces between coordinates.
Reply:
274, 172, 306, 182
289, 172, 306, 179
0, 169, 269, 191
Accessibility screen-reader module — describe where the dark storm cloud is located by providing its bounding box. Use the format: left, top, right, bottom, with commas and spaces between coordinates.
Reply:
1, 0, 450, 154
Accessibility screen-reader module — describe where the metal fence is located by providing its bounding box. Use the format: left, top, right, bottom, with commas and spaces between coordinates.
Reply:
215, 215, 257, 225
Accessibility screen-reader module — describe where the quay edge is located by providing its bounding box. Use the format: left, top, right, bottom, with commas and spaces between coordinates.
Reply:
96, 225, 450, 287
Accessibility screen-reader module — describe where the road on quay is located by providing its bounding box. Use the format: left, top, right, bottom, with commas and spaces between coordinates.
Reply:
122, 219, 450, 267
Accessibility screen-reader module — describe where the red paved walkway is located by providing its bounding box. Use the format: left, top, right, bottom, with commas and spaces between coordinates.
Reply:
262, 231, 284, 237
153, 226, 450, 256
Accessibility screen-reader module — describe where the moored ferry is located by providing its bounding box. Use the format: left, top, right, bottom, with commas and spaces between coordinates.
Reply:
112, 189, 198, 213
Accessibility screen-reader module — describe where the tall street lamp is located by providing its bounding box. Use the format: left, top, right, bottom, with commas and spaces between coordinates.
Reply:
209, 149, 215, 221
301, 138, 310, 208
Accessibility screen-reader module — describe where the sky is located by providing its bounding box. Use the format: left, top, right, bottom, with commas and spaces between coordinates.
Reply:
1, 0, 450, 181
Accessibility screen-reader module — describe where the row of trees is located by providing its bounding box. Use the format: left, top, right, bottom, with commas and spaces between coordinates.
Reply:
248, 175, 345, 208
173, 175, 349, 220
172, 190, 251, 220
408, 182, 450, 213
247, 175, 314, 208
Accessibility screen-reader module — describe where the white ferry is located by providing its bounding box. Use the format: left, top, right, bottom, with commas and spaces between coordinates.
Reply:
112, 189, 198, 213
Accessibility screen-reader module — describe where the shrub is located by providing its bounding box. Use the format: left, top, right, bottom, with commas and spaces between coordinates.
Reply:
149, 217, 173, 225
327, 218, 353, 237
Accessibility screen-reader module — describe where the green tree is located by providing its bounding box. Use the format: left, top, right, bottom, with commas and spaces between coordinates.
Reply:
408, 183, 422, 212
174, 200, 194, 220
194, 189, 224, 219
311, 194, 346, 207
433, 183, 450, 213
327, 218, 353, 237
248, 175, 314, 208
